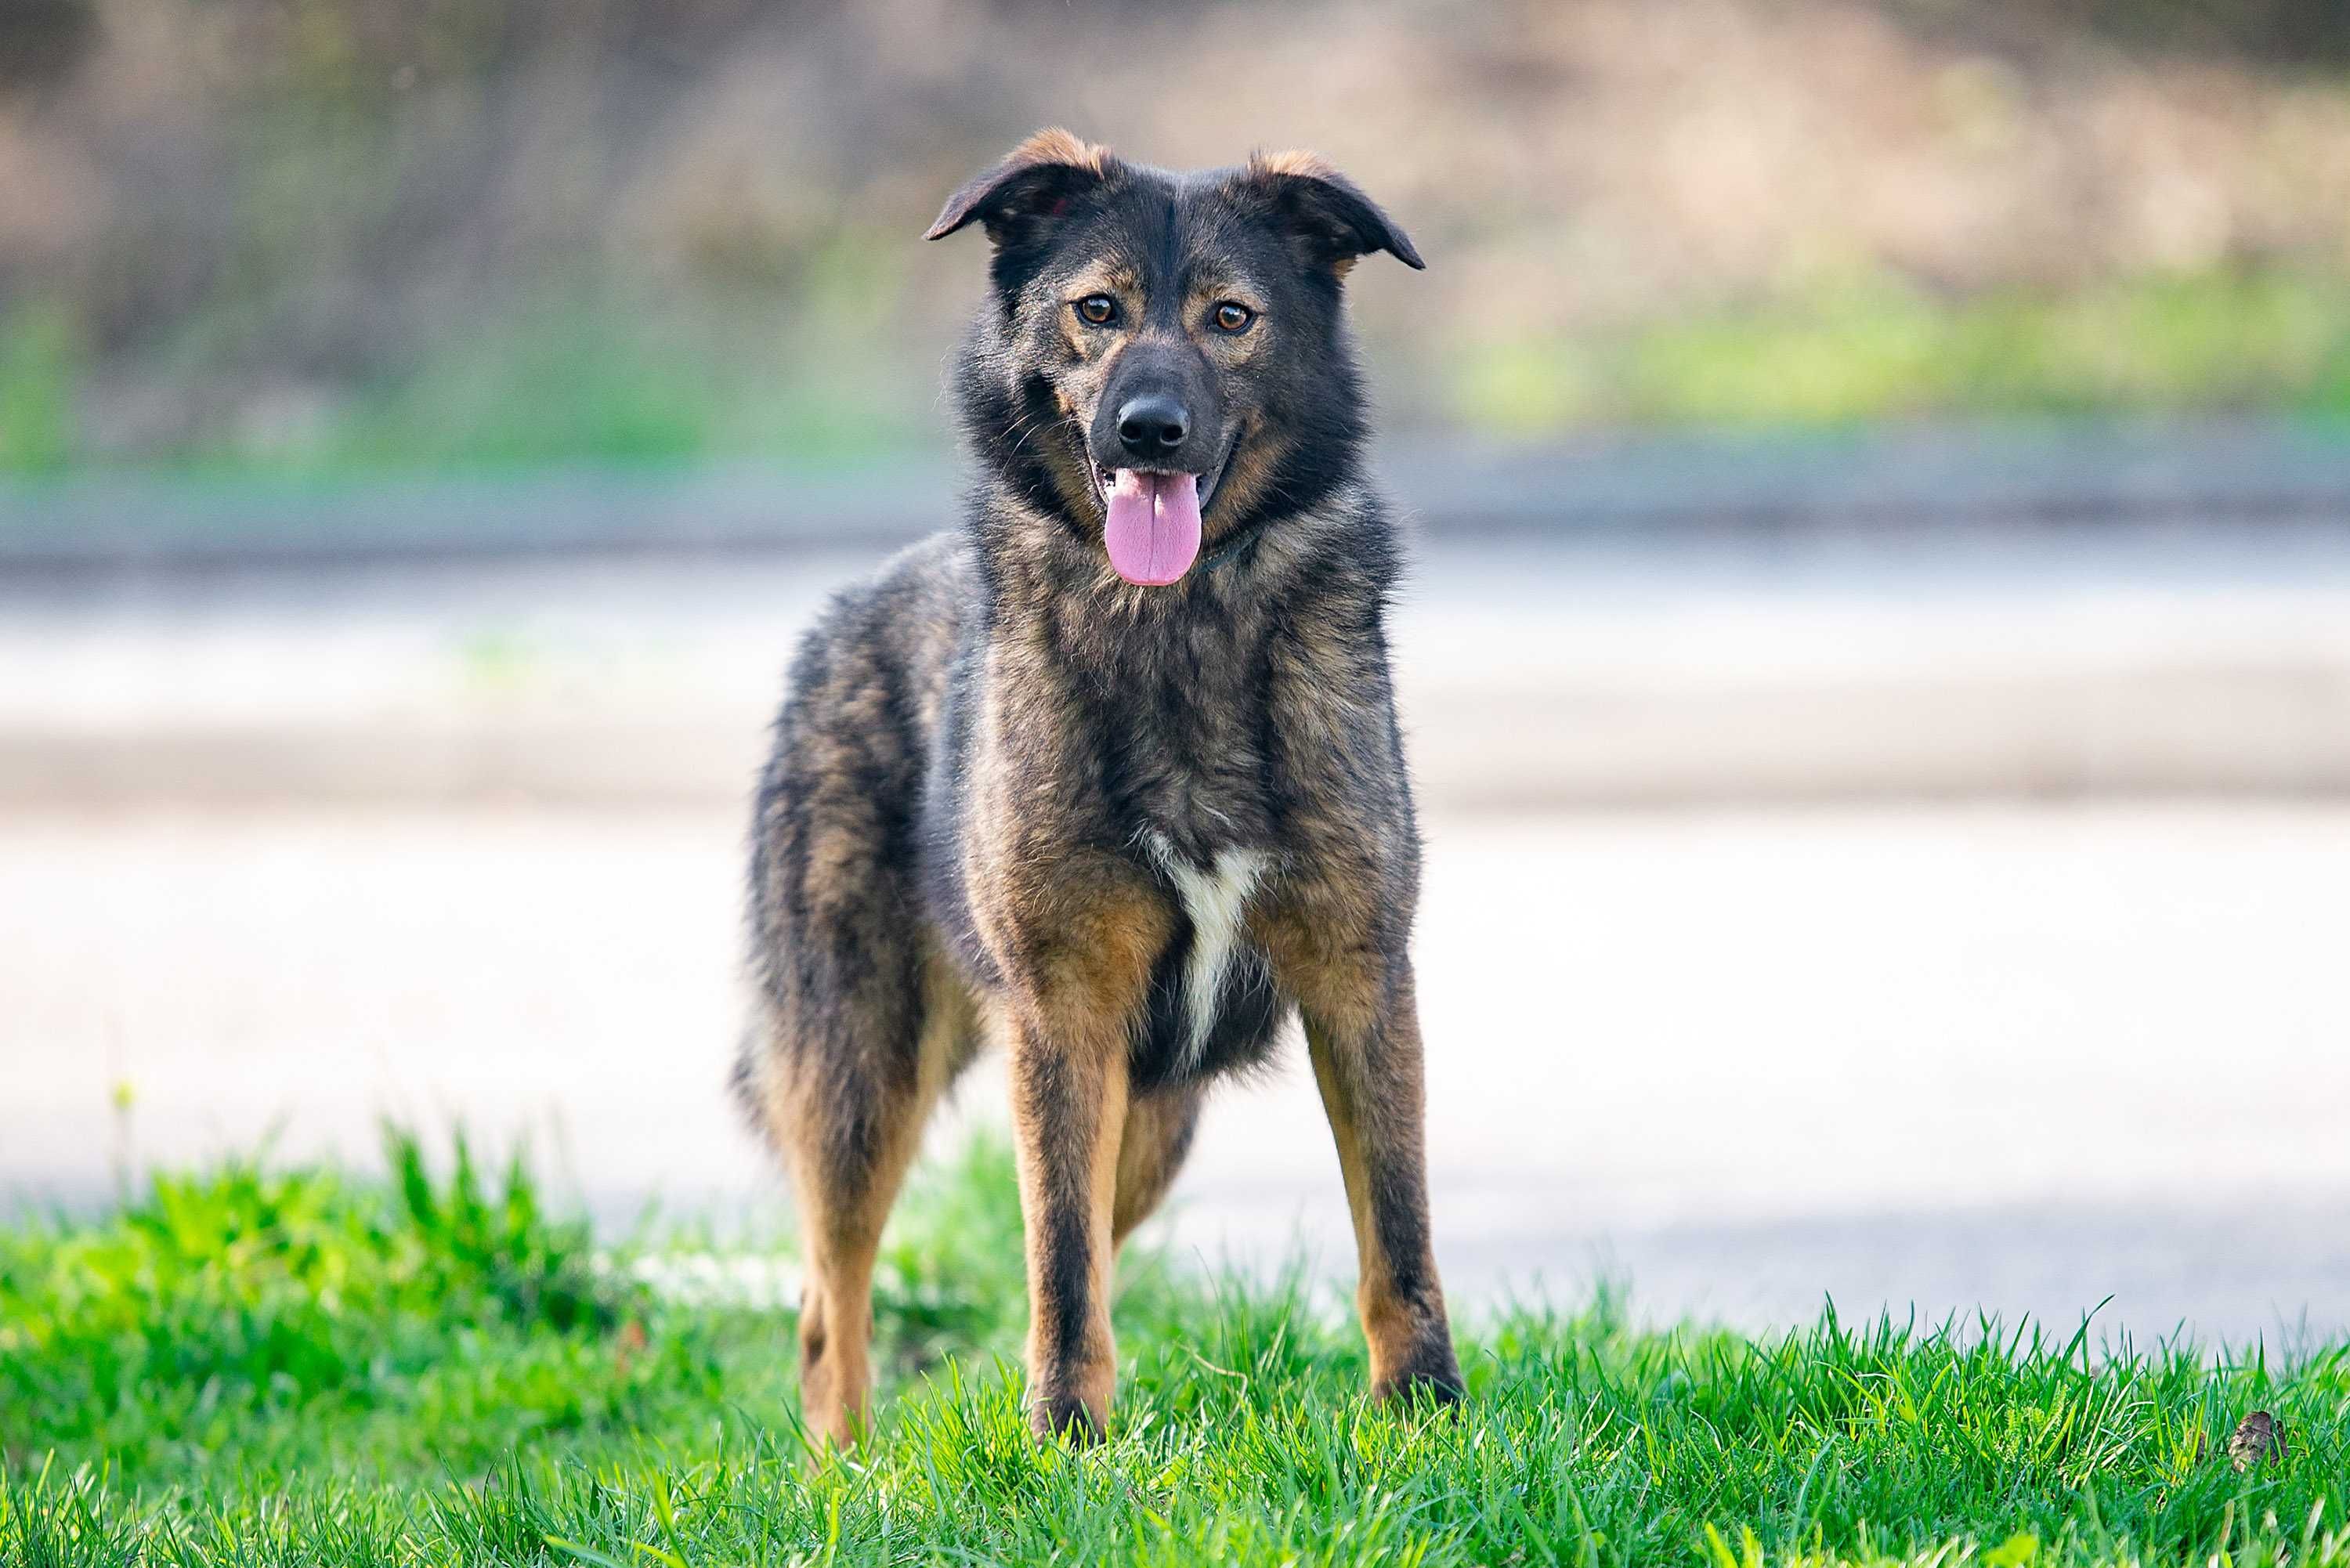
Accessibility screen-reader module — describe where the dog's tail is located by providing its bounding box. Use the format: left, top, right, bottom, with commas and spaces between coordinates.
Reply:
728, 1022, 776, 1151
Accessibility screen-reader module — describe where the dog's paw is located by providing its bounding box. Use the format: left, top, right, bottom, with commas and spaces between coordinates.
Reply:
1373, 1343, 1466, 1413
1029, 1389, 1108, 1447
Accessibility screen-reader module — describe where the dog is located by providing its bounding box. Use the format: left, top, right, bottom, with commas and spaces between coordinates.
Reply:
735, 128, 1461, 1447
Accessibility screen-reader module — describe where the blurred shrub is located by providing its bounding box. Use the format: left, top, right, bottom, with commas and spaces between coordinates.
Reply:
1982, 0, 2350, 67
0, 0, 96, 90
0, 302, 78, 473
1454, 270, 2350, 432
8, 0, 2350, 470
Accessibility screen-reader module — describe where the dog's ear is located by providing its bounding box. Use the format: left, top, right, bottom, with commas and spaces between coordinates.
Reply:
1237, 150, 1424, 276
926, 128, 1117, 248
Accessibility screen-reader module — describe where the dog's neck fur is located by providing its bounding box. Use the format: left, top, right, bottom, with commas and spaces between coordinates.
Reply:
968, 481, 1396, 679
960, 484, 1398, 865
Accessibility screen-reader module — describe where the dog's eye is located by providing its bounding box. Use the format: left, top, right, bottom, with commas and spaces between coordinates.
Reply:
1075, 294, 1117, 326
1211, 302, 1254, 334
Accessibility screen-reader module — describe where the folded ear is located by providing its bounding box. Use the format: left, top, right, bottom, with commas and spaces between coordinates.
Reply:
1237, 150, 1424, 275
925, 128, 1118, 247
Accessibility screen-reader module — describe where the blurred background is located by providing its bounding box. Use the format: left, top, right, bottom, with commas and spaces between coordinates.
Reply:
4, 0, 2348, 1348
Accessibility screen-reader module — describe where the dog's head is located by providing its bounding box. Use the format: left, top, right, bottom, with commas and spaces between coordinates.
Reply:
930, 129, 1421, 587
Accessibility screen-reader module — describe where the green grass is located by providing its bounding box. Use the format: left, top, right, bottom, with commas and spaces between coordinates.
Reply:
300, 282, 927, 472
143, 283, 932, 475
1451, 269, 2350, 435
0, 299, 81, 475
3, 1135, 2345, 1566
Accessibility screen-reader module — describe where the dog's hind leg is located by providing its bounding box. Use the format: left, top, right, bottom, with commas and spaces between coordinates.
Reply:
742, 952, 976, 1449
1111, 1086, 1203, 1251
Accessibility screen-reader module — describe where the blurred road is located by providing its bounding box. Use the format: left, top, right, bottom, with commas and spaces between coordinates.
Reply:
5, 523, 2350, 807
6, 800, 2348, 1349
5, 520, 2350, 1348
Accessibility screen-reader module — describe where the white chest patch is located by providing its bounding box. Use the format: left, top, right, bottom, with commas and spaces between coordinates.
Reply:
1142, 830, 1272, 1073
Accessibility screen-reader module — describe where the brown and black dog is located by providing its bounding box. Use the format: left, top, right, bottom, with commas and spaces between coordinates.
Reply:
735, 128, 1461, 1447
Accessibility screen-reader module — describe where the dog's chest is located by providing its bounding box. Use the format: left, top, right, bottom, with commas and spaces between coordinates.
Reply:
1135, 829, 1281, 1086
1091, 611, 1282, 829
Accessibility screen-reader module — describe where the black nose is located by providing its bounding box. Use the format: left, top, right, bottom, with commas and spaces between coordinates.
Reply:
1115, 394, 1189, 458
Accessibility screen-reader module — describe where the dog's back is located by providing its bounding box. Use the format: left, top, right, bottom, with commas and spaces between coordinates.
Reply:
735, 533, 971, 1151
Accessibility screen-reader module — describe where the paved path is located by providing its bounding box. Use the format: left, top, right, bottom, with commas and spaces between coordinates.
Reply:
7, 801, 2346, 1349
7, 526, 2350, 806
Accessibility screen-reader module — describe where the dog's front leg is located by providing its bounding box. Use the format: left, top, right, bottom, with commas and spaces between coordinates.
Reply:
1007, 1006, 1130, 1442
1267, 908, 1463, 1406
1307, 967, 1463, 1405
996, 876, 1167, 1443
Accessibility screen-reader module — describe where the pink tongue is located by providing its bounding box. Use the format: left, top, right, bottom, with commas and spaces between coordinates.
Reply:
1102, 469, 1202, 586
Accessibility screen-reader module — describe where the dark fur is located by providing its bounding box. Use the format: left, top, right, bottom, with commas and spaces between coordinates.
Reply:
738, 129, 1462, 1446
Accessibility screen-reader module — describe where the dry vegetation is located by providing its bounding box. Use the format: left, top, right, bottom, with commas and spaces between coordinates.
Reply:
3, 0, 2349, 467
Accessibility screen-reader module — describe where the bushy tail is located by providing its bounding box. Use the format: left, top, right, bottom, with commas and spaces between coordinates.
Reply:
728, 1023, 776, 1150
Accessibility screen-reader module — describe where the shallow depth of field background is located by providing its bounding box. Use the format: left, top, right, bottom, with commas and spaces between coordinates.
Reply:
4, 0, 2348, 1348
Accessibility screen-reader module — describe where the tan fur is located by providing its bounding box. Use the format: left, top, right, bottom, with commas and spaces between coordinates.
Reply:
973, 865, 1166, 1438
1006, 871, 1170, 1041
992, 875, 1166, 1437
1004, 1030, 1128, 1432
1013, 126, 1111, 179
764, 954, 980, 1447
1064, 260, 1142, 302
1256, 873, 1453, 1399
1205, 428, 1290, 546
1112, 1086, 1204, 1248
1246, 146, 1341, 182
1303, 1006, 1440, 1392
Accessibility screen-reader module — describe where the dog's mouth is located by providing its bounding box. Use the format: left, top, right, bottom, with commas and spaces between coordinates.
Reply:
1087, 437, 1235, 588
